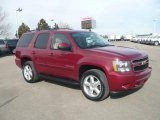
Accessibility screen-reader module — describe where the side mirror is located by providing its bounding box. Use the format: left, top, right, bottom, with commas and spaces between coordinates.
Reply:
58, 42, 71, 51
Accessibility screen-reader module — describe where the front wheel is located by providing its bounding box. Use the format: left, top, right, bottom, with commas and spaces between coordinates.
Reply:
81, 69, 109, 101
22, 61, 39, 83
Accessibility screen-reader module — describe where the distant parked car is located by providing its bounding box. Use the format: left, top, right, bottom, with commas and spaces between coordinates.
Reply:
150, 36, 160, 46
136, 37, 141, 43
145, 36, 152, 44
0, 39, 10, 56
4, 39, 18, 54
131, 37, 136, 42
141, 36, 147, 44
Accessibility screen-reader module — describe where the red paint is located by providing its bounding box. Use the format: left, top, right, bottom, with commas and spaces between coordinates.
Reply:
15, 30, 152, 92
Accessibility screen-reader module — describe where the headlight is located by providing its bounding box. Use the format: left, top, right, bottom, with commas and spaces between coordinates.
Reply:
113, 60, 131, 72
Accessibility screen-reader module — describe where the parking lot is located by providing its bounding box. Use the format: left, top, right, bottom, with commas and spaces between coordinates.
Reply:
0, 41, 160, 120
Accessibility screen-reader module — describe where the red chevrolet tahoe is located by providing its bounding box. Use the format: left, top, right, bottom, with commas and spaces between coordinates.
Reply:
15, 30, 152, 101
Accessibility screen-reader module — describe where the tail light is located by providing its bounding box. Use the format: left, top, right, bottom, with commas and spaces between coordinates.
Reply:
15, 50, 21, 58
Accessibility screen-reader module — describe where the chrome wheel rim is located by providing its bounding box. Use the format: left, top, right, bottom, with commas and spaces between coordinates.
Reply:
83, 75, 101, 98
23, 65, 33, 81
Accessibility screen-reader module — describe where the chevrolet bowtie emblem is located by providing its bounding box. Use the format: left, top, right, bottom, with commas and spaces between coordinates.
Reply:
141, 60, 148, 65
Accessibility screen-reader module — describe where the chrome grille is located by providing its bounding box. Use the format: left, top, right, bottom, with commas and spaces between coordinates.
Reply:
132, 57, 149, 72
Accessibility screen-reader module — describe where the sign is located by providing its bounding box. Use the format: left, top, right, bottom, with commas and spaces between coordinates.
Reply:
81, 17, 96, 29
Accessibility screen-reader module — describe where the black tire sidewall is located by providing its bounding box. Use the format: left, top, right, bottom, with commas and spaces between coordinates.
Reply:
81, 69, 109, 101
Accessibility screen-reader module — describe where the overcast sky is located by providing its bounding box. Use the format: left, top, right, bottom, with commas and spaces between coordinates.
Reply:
1, 0, 160, 37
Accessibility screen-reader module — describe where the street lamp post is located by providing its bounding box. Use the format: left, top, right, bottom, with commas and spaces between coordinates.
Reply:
51, 19, 54, 29
16, 8, 22, 38
153, 19, 158, 33
51, 19, 59, 29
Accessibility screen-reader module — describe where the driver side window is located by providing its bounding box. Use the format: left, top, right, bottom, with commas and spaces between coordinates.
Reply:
51, 33, 71, 49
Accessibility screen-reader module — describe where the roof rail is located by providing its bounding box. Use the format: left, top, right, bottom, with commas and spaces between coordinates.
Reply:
30, 29, 37, 32
30, 28, 73, 31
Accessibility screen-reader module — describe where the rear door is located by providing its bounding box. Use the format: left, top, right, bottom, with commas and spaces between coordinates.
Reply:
32, 32, 50, 74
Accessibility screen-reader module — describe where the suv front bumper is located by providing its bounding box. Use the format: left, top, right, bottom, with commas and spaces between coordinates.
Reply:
108, 67, 152, 92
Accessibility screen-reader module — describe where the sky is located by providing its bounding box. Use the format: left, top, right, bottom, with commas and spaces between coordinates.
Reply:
1, 0, 160, 37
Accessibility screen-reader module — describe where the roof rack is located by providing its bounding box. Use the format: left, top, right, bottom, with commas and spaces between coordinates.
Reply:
31, 28, 73, 31
30, 29, 37, 32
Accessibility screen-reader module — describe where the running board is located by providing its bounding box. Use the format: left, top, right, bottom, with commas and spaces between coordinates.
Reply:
39, 74, 80, 86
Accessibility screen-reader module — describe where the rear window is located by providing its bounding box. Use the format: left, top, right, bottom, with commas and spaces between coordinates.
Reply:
34, 33, 50, 49
0, 40, 5, 45
18, 33, 34, 47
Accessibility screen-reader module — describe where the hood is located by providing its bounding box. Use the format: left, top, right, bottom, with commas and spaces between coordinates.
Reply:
85, 46, 147, 60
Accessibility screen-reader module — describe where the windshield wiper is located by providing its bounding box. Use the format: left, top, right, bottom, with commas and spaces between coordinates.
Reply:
87, 44, 113, 48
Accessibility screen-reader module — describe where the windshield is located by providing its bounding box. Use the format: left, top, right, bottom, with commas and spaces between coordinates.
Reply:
71, 32, 112, 49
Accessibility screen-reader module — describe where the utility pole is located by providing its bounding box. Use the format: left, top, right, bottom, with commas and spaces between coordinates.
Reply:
16, 8, 22, 38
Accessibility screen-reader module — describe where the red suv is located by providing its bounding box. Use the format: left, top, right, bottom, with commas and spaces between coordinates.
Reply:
15, 30, 152, 101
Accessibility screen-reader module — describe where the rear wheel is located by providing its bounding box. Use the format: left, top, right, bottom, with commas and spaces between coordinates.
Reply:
22, 61, 39, 83
81, 69, 109, 101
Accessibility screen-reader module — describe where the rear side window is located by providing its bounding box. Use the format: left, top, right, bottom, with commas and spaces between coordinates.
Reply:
34, 33, 49, 49
0, 40, 5, 45
18, 33, 34, 47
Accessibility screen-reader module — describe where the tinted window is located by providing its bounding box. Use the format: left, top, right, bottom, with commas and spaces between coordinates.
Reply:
51, 33, 71, 49
35, 33, 49, 49
18, 34, 34, 47
5, 40, 18, 46
0, 40, 5, 45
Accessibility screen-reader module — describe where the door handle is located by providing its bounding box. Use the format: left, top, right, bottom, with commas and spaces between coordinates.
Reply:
48, 53, 54, 56
32, 51, 36, 54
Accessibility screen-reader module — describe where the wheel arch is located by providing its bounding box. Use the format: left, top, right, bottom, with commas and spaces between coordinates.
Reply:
21, 56, 32, 67
79, 64, 108, 80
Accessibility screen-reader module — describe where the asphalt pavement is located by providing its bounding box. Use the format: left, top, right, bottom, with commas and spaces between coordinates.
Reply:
0, 41, 160, 120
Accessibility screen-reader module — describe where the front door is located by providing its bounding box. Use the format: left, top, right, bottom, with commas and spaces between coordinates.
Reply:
46, 33, 77, 80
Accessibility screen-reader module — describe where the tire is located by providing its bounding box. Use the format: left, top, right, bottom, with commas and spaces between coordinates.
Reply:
12, 49, 16, 54
154, 41, 159, 46
22, 61, 39, 83
81, 69, 109, 101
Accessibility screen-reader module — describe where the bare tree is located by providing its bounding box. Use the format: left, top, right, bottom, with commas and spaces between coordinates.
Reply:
0, 7, 10, 38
